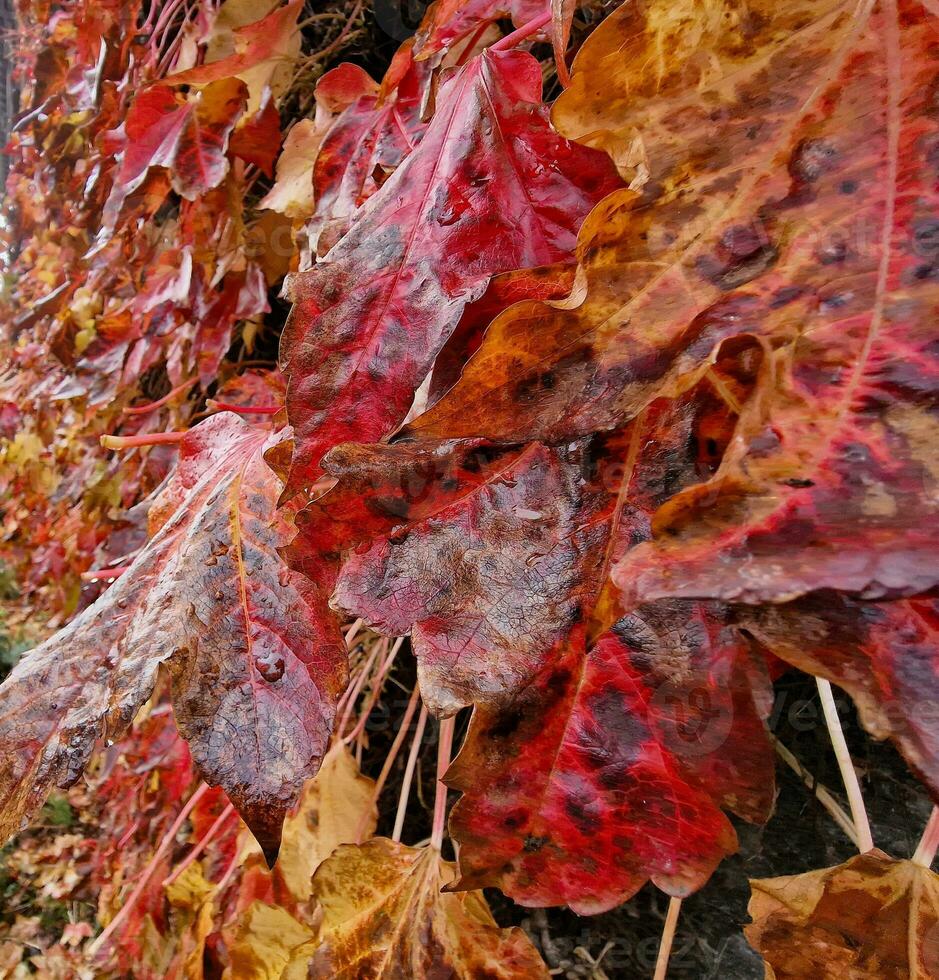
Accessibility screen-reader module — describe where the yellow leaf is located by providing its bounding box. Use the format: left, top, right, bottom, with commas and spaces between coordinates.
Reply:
227, 901, 317, 980
307, 838, 549, 978
275, 741, 377, 903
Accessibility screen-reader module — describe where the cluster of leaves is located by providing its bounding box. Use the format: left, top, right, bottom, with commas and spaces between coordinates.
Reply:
1, 0, 939, 975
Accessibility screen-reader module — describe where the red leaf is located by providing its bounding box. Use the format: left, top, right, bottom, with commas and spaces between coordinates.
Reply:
230, 95, 282, 177
105, 78, 247, 218
744, 594, 939, 802
0, 415, 345, 859
281, 47, 621, 494
413, 0, 549, 59
303, 51, 430, 255
445, 609, 773, 913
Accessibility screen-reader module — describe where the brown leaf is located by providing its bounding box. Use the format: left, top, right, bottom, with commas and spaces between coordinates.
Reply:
0, 415, 346, 860
307, 838, 549, 978
745, 849, 939, 978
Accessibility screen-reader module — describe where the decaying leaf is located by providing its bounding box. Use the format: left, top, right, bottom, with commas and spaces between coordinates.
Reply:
446, 608, 774, 913
281, 45, 621, 493
742, 595, 939, 802
0, 414, 345, 860
408, 0, 939, 604
745, 849, 939, 978
307, 838, 549, 978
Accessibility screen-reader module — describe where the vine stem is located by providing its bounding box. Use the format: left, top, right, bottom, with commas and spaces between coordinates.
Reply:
81, 566, 129, 582
816, 678, 874, 852
392, 702, 428, 843
123, 378, 196, 415
89, 782, 210, 956
430, 716, 455, 851
356, 684, 422, 842
653, 896, 682, 980
336, 641, 381, 733
491, 11, 551, 52
913, 806, 939, 868
205, 400, 279, 415
101, 431, 186, 450
343, 636, 404, 744
163, 802, 236, 888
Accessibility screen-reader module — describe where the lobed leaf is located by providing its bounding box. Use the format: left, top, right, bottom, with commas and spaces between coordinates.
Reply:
746, 849, 939, 977
280, 46, 621, 494
0, 414, 345, 860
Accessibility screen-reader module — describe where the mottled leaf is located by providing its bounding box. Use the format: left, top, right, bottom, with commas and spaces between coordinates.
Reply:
745, 849, 939, 978
743, 595, 939, 802
162, 0, 303, 111
302, 50, 430, 257
410, 0, 939, 603
227, 901, 317, 980
280, 46, 621, 493
446, 608, 774, 913
308, 838, 549, 978
0, 414, 345, 859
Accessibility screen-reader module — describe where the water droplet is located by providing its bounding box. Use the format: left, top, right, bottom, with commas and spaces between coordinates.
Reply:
254, 653, 285, 683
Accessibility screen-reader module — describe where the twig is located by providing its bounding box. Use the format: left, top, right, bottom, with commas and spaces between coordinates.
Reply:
816, 678, 874, 852
771, 735, 858, 846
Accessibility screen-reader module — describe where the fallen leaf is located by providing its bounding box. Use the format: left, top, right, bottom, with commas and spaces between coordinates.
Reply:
746, 849, 939, 978
307, 838, 549, 978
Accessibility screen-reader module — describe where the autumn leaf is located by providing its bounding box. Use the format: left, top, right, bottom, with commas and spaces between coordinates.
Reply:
301, 50, 430, 257
307, 838, 549, 978
445, 608, 773, 914
230, 95, 282, 177
280, 45, 621, 494
0, 414, 345, 860
745, 849, 939, 978
104, 78, 247, 222
163, 0, 304, 111
227, 901, 318, 980
407, 0, 939, 605
304, 390, 741, 715
274, 740, 377, 905
742, 595, 939, 803
413, 0, 549, 59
